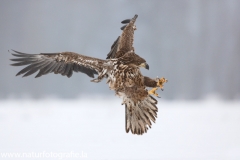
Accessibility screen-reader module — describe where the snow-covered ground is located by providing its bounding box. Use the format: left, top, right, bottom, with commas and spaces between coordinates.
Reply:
0, 97, 240, 160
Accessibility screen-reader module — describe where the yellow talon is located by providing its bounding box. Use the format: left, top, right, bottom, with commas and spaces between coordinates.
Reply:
148, 87, 159, 97
157, 77, 168, 91
148, 77, 168, 98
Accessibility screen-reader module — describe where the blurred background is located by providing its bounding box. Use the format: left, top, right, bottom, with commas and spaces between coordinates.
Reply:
0, 0, 240, 160
1, 0, 239, 100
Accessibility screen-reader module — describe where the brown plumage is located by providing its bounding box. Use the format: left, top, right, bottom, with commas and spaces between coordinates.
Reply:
144, 76, 158, 87
106, 15, 137, 59
10, 14, 167, 135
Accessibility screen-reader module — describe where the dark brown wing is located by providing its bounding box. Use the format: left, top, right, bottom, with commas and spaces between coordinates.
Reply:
106, 14, 138, 59
107, 36, 120, 59
10, 50, 106, 78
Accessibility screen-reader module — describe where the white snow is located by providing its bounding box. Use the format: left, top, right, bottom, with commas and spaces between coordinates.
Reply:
0, 97, 240, 160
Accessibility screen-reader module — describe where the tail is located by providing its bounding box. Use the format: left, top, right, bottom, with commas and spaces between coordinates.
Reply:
125, 95, 158, 135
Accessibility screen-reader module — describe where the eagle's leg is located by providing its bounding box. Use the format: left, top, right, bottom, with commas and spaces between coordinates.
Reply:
144, 76, 168, 97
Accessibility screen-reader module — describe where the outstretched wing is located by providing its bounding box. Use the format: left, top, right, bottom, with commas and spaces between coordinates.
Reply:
10, 50, 106, 78
106, 14, 138, 59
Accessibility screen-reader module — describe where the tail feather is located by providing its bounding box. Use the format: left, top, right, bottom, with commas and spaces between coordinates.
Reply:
125, 95, 158, 135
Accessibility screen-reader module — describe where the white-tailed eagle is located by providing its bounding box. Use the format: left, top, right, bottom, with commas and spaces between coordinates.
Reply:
10, 15, 167, 135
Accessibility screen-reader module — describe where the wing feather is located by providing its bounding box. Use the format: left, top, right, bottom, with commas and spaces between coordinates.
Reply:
120, 25, 127, 30
53, 62, 63, 74
10, 50, 106, 78
67, 67, 73, 78
23, 60, 52, 77
36, 61, 57, 77
15, 59, 46, 76
57, 63, 66, 74
62, 63, 71, 76
106, 36, 120, 59
11, 60, 34, 66
42, 62, 57, 74
121, 19, 131, 24
106, 14, 138, 59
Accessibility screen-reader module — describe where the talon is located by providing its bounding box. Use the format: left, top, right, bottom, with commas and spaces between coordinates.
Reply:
149, 77, 167, 97
148, 87, 159, 97
156, 77, 168, 90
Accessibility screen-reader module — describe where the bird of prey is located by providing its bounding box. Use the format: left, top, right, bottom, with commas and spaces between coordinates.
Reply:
10, 15, 167, 135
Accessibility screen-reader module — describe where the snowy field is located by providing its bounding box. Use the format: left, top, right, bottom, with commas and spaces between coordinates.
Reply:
0, 97, 240, 160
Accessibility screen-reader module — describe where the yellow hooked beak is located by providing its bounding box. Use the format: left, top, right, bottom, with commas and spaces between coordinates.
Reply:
139, 62, 149, 70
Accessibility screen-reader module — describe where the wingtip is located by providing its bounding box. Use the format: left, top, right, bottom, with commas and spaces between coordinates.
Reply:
16, 71, 24, 77
133, 14, 138, 20
121, 14, 138, 25
10, 63, 16, 66
121, 19, 131, 24
22, 72, 31, 77
16, 73, 21, 76
120, 25, 127, 30
10, 49, 17, 53
8, 49, 14, 54
35, 74, 41, 78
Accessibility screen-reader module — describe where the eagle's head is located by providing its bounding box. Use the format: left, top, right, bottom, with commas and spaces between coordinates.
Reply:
119, 51, 149, 70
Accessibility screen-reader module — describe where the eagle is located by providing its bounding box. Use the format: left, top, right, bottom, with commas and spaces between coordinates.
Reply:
10, 15, 167, 135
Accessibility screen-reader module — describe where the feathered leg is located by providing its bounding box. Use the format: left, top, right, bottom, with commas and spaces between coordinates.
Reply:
144, 76, 168, 97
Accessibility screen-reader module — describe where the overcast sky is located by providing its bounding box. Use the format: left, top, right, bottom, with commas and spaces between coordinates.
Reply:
0, 0, 239, 100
